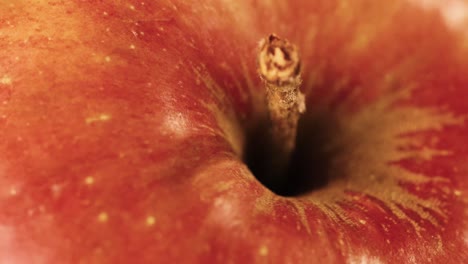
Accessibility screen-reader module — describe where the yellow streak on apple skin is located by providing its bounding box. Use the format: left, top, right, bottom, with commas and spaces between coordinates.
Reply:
85, 113, 112, 124
253, 86, 464, 237
193, 63, 246, 157
193, 159, 252, 203
305, 89, 463, 232
290, 200, 312, 235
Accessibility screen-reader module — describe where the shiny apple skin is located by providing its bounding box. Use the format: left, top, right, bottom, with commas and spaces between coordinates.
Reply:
0, 0, 467, 263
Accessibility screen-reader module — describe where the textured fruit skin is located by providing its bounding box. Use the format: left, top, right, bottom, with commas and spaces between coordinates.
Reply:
1, 0, 468, 263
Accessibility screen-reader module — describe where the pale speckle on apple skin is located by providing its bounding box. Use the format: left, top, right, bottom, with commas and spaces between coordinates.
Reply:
103, 11, 108, 16
129, 44, 136, 50
9, 187, 18, 196
146, 216, 156, 227
129, 5, 136, 11
454, 190, 462, 196
104, 56, 111, 62
98, 212, 109, 223
84, 176, 95, 185
50, 184, 62, 198
85, 113, 112, 124
258, 245, 268, 256
0, 75, 12, 85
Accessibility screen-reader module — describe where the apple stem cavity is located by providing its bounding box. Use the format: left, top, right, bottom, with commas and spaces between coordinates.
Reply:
257, 34, 305, 187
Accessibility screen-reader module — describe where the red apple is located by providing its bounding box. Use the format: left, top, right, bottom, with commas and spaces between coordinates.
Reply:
1, 0, 467, 263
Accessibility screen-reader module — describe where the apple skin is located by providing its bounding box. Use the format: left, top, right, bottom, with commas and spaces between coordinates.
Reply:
0, 0, 468, 263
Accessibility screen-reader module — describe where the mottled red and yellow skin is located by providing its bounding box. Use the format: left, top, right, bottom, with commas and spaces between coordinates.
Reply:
1, 0, 468, 263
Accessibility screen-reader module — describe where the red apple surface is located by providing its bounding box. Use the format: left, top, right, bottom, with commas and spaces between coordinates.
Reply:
1, 0, 468, 263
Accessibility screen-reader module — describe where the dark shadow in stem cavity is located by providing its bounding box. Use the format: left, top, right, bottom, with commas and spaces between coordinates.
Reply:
244, 113, 341, 197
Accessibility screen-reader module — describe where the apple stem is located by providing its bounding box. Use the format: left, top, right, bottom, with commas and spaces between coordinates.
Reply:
257, 34, 305, 185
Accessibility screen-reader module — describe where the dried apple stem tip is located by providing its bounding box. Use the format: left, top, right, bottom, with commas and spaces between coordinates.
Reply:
258, 34, 305, 162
